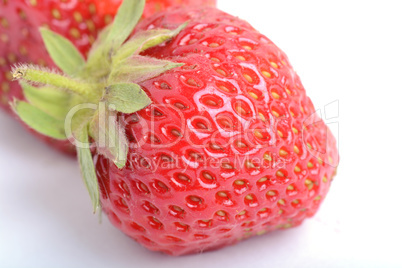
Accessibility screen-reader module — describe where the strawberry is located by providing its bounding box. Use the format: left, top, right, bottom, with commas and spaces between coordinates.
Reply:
0, 0, 217, 155
11, 0, 339, 256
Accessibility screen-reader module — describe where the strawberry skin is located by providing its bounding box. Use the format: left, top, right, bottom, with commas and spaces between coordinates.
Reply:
0, 0, 216, 154
95, 7, 339, 256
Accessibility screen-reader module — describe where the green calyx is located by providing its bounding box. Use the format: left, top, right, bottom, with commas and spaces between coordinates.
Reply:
10, 0, 187, 213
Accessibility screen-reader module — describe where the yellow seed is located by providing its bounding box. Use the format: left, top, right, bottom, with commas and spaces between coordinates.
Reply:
1, 17, 9, 28
318, 157, 324, 165
89, 3, 96, 14
307, 162, 314, 168
218, 85, 230, 92
329, 156, 333, 164
29, 0, 37, 6
267, 191, 276, 196
89, 35, 95, 44
19, 10, 27, 20
272, 110, 280, 118
217, 191, 228, 198
238, 210, 246, 215
1, 82, 10, 93
19, 46, 28, 56
294, 166, 301, 173
210, 57, 220, 62
7, 53, 17, 63
216, 210, 226, 216
286, 88, 291, 95
243, 73, 253, 83
257, 230, 267, 236
305, 179, 314, 190
300, 106, 305, 113
263, 153, 272, 161
278, 209, 283, 215
278, 199, 285, 205
209, 42, 219, 48
21, 28, 29, 37
254, 130, 263, 139
314, 196, 322, 201
73, 11, 83, 22
262, 70, 271, 78
279, 149, 288, 157
270, 61, 278, 68
236, 105, 246, 115
153, 2, 162, 11
86, 20, 96, 32
293, 145, 300, 154
277, 130, 284, 138
272, 92, 280, 99
52, 9, 61, 19
287, 185, 294, 191
322, 176, 328, 183
248, 91, 258, 99
5, 72, 13, 81
187, 78, 199, 87
1, 33, 9, 43
245, 194, 253, 200
216, 69, 226, 76
283, 223, 292, 229
237, 141, 248, 149
104, 14, 113, 24
258, 177, 268, 183
292, 199, 299, 204
276, 170, 284, 177
259, 112, 267, 122
70, 28, 80, 39
307, 143, 312, 150
290, 110, 295, 117
235, 180, 245, 186
292, 127, 298, 134
38, 59, 46, 66
236, 55, 246, 61
242, 45, 252, 50
1, 95, 8, 105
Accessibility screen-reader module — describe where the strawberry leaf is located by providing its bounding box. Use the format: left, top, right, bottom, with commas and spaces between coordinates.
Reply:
68, 104, 98, 141
113, 22, 188, 64
40, 28, 85, 77
21, 82, 72, 120
109, 55, 183, 84
82, 0, 146, 80
103, 83, 151, 113
77, 127, 100, 213
12, 100, 67, 140
107, 0, 145, 52
90, 108, 128, 169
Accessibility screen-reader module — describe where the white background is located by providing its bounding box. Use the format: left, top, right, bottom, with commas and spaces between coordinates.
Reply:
1, 0, 402, 267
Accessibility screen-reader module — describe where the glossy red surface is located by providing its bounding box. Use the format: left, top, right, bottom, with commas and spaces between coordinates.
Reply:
96, 7, 339, 256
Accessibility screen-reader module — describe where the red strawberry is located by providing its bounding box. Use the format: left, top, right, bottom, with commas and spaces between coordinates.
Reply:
11, 0, 338, 256
0, 0, 217, 155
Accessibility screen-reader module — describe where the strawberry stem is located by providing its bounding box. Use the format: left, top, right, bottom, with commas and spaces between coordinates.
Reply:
12, 65, 103, 101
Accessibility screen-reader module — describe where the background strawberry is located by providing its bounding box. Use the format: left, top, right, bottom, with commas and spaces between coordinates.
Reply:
0, 0, 216, 154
